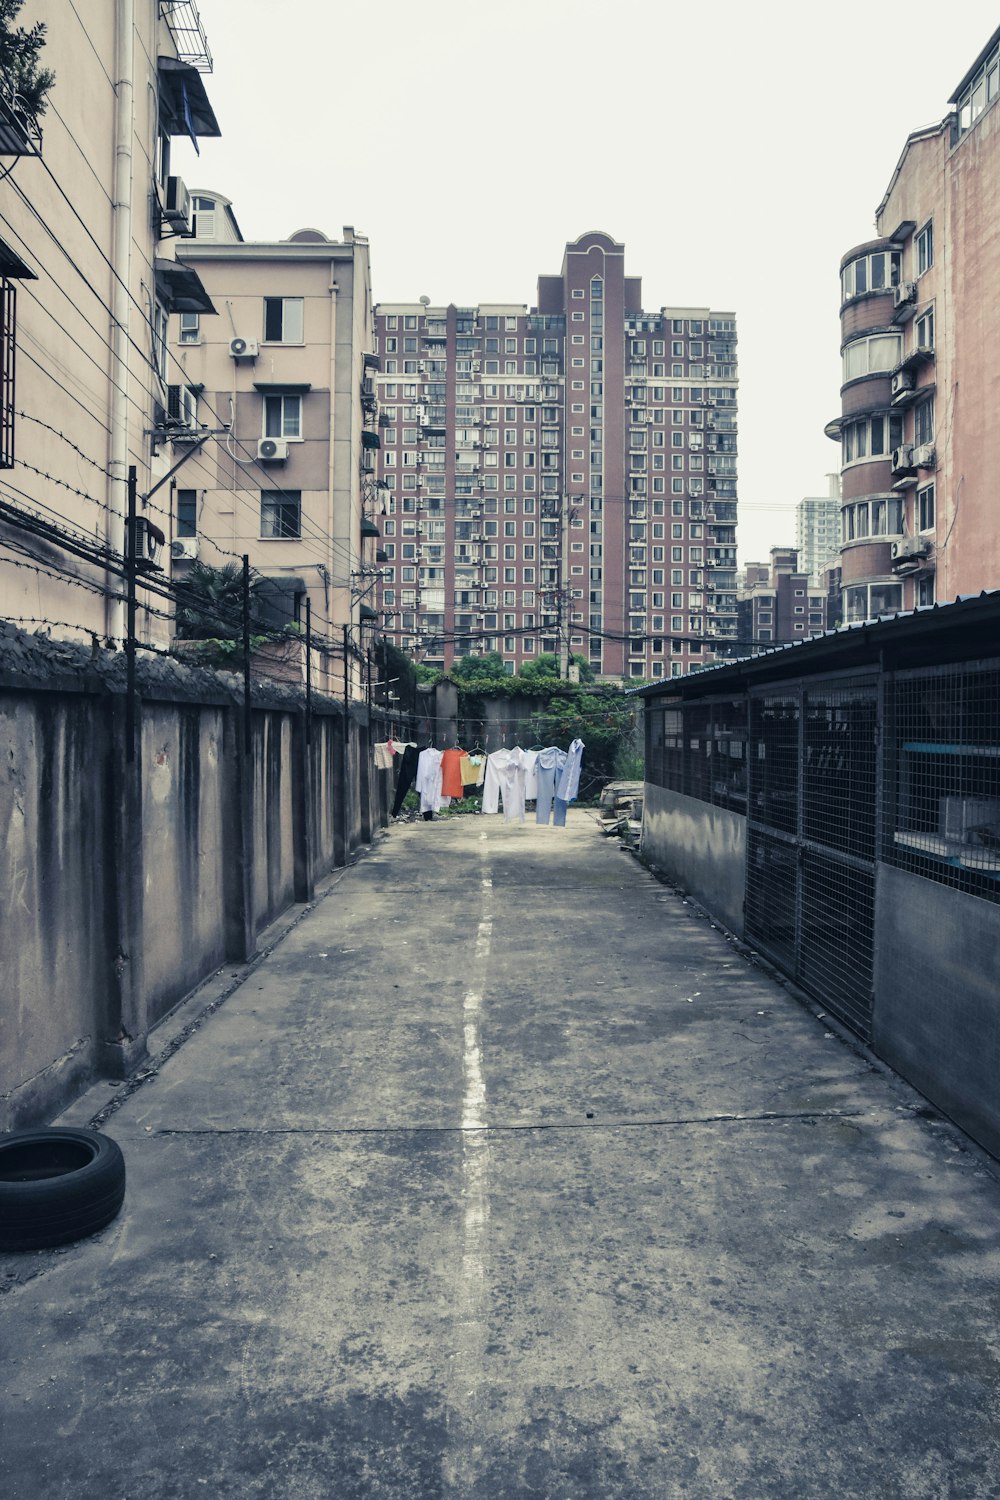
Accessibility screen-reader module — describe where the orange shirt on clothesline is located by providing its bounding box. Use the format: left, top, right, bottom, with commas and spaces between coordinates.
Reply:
441, 747, 470, 799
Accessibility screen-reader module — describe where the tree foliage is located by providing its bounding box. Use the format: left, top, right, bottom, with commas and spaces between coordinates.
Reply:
450, 651, 505, 682
0, 1, 55, 119
174, 561, 264, 642
518, 652, 594, 684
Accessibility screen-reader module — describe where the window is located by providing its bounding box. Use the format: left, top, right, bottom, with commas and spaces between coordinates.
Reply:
260, 489, 301, 538
263, 297, 304, 343
192, 196, 216, 238
918, 482, 935, 530
179, 311, 200, 344
176, 489, 197, 537
841, 411, 903, 464
916, 222, 933, 277
840, 249, 901, 302
914, 397, 934, 447
842, 333, 902, 382
263, 393, 302, 438
956, 42, 1000, 135
152, 300, 170, 379
914, 306, 934, 350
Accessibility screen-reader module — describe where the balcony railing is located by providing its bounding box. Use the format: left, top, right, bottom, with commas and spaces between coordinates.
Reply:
159, 1, 213, 70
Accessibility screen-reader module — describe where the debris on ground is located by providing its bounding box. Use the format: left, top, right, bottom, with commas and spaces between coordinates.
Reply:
597, 780, 644, 845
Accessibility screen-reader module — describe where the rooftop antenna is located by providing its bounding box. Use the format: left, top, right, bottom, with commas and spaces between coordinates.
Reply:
419, 295, 430, 306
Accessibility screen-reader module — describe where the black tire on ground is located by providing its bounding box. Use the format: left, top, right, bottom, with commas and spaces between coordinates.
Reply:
0, 1127, 126, 1250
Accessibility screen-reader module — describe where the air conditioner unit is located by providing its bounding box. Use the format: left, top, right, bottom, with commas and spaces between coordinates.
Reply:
913, 443, 936, 468
891, 369, 915, 400
890, 535, 932, 564
166, 384, 197, 432
163, 175, 192, 234
229, 336, 259, 360
893, 280, 917, 309
171, 536, 199, 561
257, 437, 289, 462
131, 516, 165, 572
891, 444, 914, 474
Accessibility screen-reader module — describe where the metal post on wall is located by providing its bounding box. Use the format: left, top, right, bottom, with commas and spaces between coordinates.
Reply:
341, 622, 351, 860
242, 554, 252, 756
342, 623, 350, 709
305, 597, 312, 746
125, 465, 137, 763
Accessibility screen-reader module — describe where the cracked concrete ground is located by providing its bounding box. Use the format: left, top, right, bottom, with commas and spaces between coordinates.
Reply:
2, 810, 1000, 1498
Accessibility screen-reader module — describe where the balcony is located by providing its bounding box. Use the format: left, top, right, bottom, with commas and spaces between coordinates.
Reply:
159, 1, 213, 70
0, 89, 43, 157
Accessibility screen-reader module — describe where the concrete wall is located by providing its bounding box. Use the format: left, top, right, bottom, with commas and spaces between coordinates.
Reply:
141, 704, 229, 1027
874, 865, 1000, 1161
1, 692, 117, 1121
251, 712, 296, 933
0, 642, 392, 1130
641, 783, 747, 938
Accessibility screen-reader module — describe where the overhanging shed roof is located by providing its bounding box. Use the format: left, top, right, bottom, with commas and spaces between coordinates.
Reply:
157, 57, 221, 139
154, 257, 216, 314
637, 591, 1000, 702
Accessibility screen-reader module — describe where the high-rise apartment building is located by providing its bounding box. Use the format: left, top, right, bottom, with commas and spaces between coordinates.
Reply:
795, 475, 842, 584
827, 26, 1000, 620
373, 232, 738, 681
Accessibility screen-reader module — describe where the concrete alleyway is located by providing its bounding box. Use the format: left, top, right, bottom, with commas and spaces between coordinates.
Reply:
2, 811, 1000, 1499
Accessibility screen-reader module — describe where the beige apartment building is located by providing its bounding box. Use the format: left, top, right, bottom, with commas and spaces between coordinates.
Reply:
829, 25, 1000, 618
0, 2, 219, 644
170, 202, 378, 696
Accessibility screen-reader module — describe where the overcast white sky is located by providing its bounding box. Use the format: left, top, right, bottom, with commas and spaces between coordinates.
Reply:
176, 1, 999, 563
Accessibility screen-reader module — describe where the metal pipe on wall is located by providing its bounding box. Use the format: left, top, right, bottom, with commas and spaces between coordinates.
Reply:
107, 0, 135, 646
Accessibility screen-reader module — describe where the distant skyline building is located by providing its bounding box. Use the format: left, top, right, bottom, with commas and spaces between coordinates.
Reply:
737, 549, 827, 652
827, 25, 1000, 620
372, 232, 738, 681
796, 474, 842, 585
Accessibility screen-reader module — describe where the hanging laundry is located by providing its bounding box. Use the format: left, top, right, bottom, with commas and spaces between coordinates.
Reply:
482, 744, 527, 816
373, 742, 395, 771
535, 746, 568, 825
522, 748, 539, 803
557, 738, 585, 803
482, 748, 511, 815
460, 753, 484, 788
391, 743, 420, 817
492, 746, 528, 823
415, 746, 444, 819
553, 737, 585, 826
441, 746, 470, 799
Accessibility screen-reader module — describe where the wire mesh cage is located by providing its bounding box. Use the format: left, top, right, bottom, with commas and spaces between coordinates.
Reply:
886, 661, 1000, 902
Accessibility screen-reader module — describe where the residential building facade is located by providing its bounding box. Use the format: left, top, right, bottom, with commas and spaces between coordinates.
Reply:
171, 214, 377, 695
374, 232, 738, 682
737, 548, 827, 651
0, 1, 219, 645
827, 25, 1000, 620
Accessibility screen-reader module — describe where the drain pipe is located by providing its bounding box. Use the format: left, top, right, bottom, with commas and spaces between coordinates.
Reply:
107, 0, 135, 645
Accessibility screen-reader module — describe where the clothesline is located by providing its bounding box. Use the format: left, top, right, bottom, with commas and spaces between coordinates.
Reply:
376, 738, 586, 829
404, 709, 637, 725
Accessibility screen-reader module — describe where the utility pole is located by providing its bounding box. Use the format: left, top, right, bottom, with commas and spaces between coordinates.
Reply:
558, 491, 570, 680
304, 597, 312, 746
242, 555, 252, 756
124, 466, 137, 761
